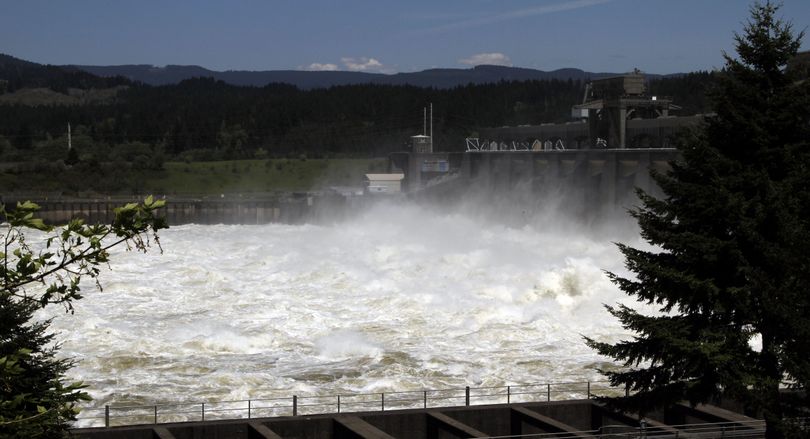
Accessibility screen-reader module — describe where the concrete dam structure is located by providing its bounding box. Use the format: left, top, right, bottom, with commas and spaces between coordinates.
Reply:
388, 73, 696, 211
392, 148, 679, 214
2, 147, 676, 225
73, 396, 765, 439
476, 115, 702, 151
475, 73, 705, 150
0, 194, 356, 225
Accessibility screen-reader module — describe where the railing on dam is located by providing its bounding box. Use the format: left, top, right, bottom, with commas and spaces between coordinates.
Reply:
77, 380, 621, 428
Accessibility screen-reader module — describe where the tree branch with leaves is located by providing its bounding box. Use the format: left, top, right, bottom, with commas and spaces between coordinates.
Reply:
1, 196, 167, 438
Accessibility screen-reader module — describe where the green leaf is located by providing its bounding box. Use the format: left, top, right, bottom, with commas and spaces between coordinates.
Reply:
25, 218, 51, 232
17, 200, 39, 211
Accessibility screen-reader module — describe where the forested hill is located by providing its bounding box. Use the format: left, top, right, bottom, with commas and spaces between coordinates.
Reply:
0, 54, 716, 165
0, 54, 129, 93
7, 52, 648, 90
71, 63, 647, 89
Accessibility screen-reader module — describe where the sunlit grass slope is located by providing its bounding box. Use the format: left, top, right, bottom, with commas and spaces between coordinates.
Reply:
1, 158, 388, 197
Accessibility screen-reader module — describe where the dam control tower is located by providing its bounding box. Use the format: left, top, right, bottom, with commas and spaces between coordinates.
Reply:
573, 72, 680, 148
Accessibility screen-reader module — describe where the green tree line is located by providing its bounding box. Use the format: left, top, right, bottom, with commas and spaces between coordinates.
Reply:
0, 72, 715, 164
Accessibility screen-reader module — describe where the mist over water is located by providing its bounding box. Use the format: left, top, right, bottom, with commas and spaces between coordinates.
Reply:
42, 199, 646, 413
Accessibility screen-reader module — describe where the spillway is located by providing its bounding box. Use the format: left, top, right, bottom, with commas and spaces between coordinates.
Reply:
38, 200, 649, 418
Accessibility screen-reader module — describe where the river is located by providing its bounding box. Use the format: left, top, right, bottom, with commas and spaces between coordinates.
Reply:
40, 200, 647, 421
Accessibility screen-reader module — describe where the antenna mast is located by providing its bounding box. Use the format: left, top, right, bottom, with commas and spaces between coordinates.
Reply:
430, 103, 433, 151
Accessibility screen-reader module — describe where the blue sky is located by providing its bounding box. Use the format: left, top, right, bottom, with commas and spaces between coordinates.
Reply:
2, 0, 809, 74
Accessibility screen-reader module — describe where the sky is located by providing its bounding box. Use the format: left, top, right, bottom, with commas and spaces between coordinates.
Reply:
2, 0, 810, 75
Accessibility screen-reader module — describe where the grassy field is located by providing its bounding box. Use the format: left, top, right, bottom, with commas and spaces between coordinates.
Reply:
147, 158, 387, 194
1, 158, 388, 197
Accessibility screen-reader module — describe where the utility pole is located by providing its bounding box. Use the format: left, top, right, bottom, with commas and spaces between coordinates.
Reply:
67, 123, 72, 150
423, 107, 427, 136
430, 103, 434, 152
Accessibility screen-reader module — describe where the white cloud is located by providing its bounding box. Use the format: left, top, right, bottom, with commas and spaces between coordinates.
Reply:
301, 57, 393, 73
341, 57, 385, 72
305, 62, 339, 71
459, 52, 513, 67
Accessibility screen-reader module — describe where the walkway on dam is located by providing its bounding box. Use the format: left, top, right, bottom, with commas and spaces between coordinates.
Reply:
72, 381, 771, 438
72, 399, 767, 439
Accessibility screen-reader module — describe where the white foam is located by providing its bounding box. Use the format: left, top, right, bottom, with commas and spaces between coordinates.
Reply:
37, 201, 645, 414
314, 330, 384, 360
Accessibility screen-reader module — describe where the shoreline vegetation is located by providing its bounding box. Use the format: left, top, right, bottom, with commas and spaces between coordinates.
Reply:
0, 158, 387, 198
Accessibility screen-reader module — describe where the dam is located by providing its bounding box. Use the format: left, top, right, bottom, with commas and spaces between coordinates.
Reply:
391, 148, 678, 215
73, 394, 765, 439
0, 193, 348, 225
2, 74, 689, 224
43, 201, 642, 431
391, 73, 690, 213
26, 74, 716, 438
0, 147, 677, 225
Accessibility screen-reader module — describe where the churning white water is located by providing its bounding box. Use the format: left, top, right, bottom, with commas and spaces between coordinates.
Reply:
41, 200, 646, 417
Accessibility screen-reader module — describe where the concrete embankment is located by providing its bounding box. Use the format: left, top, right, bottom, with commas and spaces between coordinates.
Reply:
1, 193, 360, 225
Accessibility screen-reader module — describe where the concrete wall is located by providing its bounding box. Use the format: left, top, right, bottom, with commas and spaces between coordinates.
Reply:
73, 398, 760, 439
0, 196, 336, 226
366, 180, 402, 194
404, 149, 678, 218
438, 407, 513, 437
74, 401, 605, 439
461, 149, 674, 200
362, 412, 427, 439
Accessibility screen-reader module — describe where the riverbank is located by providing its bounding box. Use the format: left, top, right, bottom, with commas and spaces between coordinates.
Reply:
0, 157, 386, 196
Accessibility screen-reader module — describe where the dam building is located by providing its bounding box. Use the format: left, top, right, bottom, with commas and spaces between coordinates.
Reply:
476, 73, 703, 151
391, 74, 702, 209
364, 173, 405, 194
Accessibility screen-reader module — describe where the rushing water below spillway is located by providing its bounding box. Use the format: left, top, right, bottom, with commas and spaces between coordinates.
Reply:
42, 201, 645, 416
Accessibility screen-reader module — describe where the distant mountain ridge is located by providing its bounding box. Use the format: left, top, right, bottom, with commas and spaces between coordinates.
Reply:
70, 63, 668, 89
0, 53, 128, 92
0, 53, 678, 91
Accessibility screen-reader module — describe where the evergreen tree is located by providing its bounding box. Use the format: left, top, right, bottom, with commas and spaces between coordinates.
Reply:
0, 294, 87, 438
586, 3, 810, 438
65, 146, 79, 166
